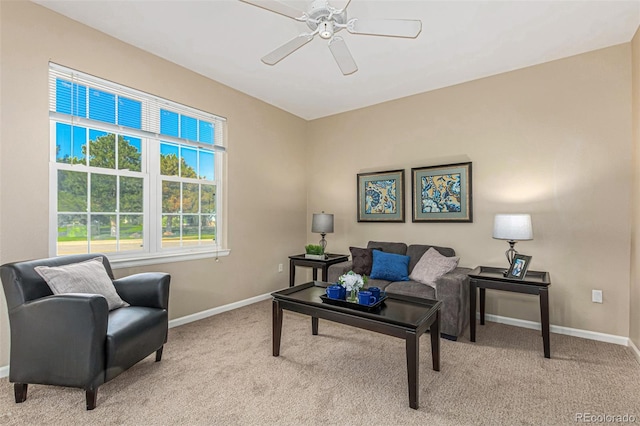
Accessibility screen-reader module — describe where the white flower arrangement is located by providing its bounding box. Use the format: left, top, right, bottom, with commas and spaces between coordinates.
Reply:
337, 270, 367, 292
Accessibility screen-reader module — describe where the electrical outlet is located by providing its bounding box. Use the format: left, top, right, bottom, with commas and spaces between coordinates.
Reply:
278, 263, 283, 273
592, 290, 603, 303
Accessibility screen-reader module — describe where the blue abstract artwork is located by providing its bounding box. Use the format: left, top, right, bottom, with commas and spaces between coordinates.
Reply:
420, 173, 461, 213
358, 169, 405, 222
412, 162, 472, 222
365, 179, 397, 214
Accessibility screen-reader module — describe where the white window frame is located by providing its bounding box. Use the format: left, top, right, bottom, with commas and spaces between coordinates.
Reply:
48, 63, 229, 268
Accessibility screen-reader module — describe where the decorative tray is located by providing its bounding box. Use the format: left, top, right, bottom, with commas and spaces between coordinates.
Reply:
319, 293, 387, 312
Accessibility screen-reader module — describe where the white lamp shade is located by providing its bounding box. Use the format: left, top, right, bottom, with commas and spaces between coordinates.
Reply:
312, 213, 334, 233
493, 214, 533, 241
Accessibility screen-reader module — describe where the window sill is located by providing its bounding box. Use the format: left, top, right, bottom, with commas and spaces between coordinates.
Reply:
109, 249, 230, 269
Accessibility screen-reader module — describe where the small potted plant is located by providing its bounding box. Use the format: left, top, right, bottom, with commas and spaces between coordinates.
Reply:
305, 244, 325, 260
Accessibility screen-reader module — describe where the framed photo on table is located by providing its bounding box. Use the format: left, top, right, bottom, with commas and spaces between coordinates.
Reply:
357, 169, 405, 222
506, 254, 532, 280
411, 162, 472, 222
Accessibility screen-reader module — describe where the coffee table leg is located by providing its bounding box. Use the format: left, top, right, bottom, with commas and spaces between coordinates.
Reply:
272, 300, 282, 357
312, 317, 318, 335
540, 288, 551, 358
405, 330, 419, 410
470, 280, 476, 342
430, 310, 440, 372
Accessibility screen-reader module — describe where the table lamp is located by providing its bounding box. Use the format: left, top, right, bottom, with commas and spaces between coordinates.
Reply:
492, 214, 533, 265
312, 211, 334, 254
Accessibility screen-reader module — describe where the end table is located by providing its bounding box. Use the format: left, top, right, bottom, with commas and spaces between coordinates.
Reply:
288, 253, 349, 287
468, 266, 551, 358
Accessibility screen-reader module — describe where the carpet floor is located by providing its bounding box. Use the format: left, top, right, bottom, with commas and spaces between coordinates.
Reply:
0, 300, 638, 425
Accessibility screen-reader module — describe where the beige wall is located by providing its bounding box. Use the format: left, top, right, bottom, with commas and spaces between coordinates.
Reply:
0, 1, 308, 366
307, 44, 633, 336
631, 28, 640, 351
1, 0, 638, 369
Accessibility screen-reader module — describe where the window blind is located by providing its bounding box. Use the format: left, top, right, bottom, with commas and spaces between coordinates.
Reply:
48, 63, 227, 152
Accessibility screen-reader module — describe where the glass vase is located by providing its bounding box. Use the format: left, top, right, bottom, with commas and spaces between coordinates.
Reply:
347, 289, 358, 303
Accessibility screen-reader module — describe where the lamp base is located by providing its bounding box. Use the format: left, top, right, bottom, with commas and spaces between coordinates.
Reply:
319, 233, 327, 254
505, 240, 518, 265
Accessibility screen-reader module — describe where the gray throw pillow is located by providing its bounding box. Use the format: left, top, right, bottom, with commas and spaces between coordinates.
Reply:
409, 248, 459, 288
35, 257, 128, 311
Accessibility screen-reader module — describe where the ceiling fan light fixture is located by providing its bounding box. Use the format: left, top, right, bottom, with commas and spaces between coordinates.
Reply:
318, 21, 334, 39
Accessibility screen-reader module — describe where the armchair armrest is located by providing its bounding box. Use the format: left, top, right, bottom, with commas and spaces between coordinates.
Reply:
327, 261, 354, 283
113, 273, 170, 309
433, 267, 471, 337
10, 294, 108, 388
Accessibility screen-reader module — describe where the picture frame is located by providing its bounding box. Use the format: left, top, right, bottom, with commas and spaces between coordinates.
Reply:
411, 162, 472, 222
357, 169, 405, 222
506, 254, 532, 280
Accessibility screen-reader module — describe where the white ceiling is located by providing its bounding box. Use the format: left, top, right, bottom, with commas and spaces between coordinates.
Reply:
35, 0, 640, 120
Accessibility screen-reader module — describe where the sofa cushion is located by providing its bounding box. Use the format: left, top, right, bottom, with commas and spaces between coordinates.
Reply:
409, 248, 459, 287
349, 246, 383, 276
407, 244, 456, 273
384, 280, 436, 300
370, 250, 410, 282
367, 241, 407, 255
365, 278, 393, 290
34, 257, 128, 311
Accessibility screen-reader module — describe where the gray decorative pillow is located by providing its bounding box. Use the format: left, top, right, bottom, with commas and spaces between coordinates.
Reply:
409, 248, 459, 288
35, 257, 128, 311
350, 246, 383, 276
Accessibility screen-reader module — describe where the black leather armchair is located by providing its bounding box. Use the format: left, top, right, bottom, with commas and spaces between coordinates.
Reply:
0, 254, 170, 410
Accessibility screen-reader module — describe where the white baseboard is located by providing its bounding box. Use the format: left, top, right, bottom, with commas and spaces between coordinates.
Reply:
480, 312, 630, 346
1, 298, 636, 378
168, 292, 273, 329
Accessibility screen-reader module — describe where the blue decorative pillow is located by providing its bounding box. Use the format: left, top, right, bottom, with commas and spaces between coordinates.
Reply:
370, 250, 410, 282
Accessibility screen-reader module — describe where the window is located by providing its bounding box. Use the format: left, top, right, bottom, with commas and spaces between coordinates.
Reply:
49, 64, 227, 266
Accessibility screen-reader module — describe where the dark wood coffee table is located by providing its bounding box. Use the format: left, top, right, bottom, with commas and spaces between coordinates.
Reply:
271, 281, 442, 409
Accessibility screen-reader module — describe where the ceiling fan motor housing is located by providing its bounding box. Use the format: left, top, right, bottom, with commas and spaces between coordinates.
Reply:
306, 0, 347, 35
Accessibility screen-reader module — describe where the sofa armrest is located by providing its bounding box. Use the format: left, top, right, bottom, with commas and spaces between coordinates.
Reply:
113, 273, 170, 309
10, 294, 109, 388
433, 267, 471, 337
327, 261, 354, 283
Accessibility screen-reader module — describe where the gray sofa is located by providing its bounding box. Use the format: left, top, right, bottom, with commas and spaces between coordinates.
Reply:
327, 241, 471, 340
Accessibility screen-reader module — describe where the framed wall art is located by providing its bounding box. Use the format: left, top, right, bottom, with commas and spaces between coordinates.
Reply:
411, 162, 472, 223
357, 169, 405, 222
506, 254, 531, 280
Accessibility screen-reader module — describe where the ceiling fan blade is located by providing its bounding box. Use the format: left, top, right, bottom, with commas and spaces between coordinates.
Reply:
333, 0, 352, 12
328, 36, 357, 75
347, 18, 422, 38
239, 0, 307, 20
261, 34, 314, 65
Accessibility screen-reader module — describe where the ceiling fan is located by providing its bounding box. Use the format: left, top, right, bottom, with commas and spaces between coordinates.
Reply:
239, 0, 422, 75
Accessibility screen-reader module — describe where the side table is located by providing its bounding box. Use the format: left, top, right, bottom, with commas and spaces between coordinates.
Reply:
288, 253, 349, 287
468, 266, 551, 358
